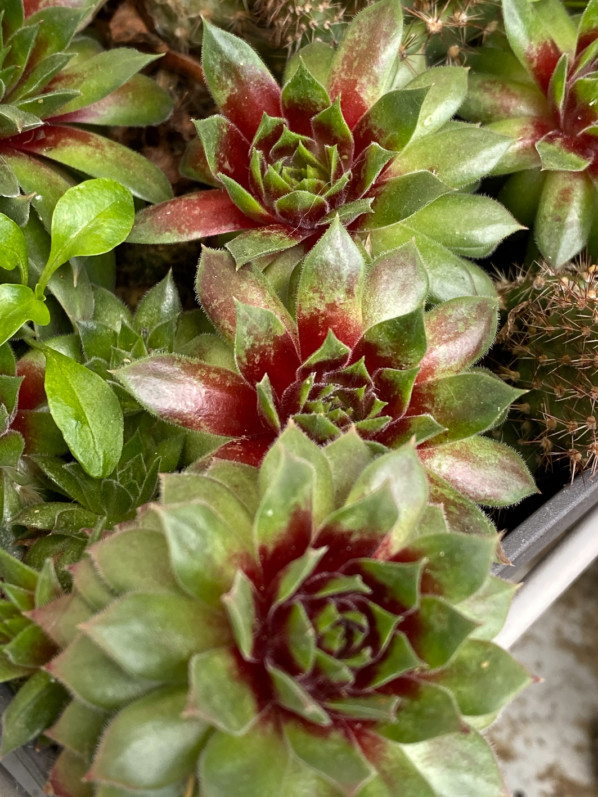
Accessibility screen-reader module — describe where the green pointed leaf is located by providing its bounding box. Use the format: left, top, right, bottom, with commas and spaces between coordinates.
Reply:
409, 596, 477, 668
412, 372, 524, 443
284, 717, 374, 792
202, 21, 281, 140
502, 0, 562, 92
353, 87, 430, 153
188, 647, 259, 734
275, 546, 327, 606
365, 171, 452, 229
347, 445, 428, 554
535, 169, 595, 267
282, 59, 331, 136
405, 194, 524, 258
47, 698, 107, 759
536, 135, 592, 172
358, 559, 423, 609
47, 633, 158, 711
200, 721, 340, 797
44, 347, 123, 478
318, 485, 398, 556
156, 502, 252, 605
1, 670, 67, 755
255, 446, 315, 554
89, 685, 208, 790
268, 664, 331, 726
0, 283, 50, 347
404, 67, 469, 138
324, 428, 376, 505
420, 437, 537, 507
378, 681, 463, 744
401, 532, 495, 603
285, 602, 316, 672
391, 126, 512, 190
0, 212, 28, 283
221, 569, 257, 662
18, 125, 172, 205
0, 547, 38, 590
458, 576, 516, 641
430, 639, 532, 717
82, 592, 229, 681
367, 631, 422, 688
358, 728, 510, 796
328, 0, 403, 129
417, 297, 497, 382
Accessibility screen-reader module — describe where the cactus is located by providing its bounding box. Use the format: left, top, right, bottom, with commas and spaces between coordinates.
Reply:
497, 262, 598, 477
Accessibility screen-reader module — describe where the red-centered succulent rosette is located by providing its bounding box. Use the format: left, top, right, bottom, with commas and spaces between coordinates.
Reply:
117, 221, 536, 537
0, 0, 173, 221
32, 428, 531, 797
128, 0, 521, 302
460, 0, 598, 267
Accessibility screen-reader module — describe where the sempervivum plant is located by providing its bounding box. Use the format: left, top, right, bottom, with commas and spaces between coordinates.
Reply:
0, 0, 173, 228
118, 222, 536, 537
496, 260, 598, 476
129, 0, 521, 301
460, 0, 598, 267
23, 427, 530, 796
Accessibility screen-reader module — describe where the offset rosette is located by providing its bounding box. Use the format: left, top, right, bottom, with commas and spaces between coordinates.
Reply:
118, 222, 536, 536
461, 0, 598, 266
0, 0, 172, 224
30, 428, 530, 797
129, 0, 521, 301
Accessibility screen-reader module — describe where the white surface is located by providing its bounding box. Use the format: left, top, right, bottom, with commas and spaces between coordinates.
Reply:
487, 560, 598, 797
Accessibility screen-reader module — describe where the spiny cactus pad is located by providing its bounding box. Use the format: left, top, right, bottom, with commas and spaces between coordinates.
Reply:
498, 261, 598, 476
25, 428, 530, 797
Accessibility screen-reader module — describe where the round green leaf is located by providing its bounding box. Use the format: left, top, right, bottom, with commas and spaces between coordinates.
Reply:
39, 179, 134, 292
44, 347, 123, 478
0, 284, 50, 347
0, 213, 28, 283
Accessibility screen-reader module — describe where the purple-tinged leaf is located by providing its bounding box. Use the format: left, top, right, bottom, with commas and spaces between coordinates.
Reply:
350, 143, 395, 198
404, 595, 476, 669
194, 115, 250, 187
485, 116, 548, 175
296, 219, 365, 358
502, 0, 562, 93
196, 246, 296, 344
419, 437, 537, 507
282, 59, 331, 136
535, 170, 594, 266
202, 21, 281, 140
226, 226, 308, 267
55, 74, 173, 127
355, 309, 426, 373
374, 366, 419, 420
578, 0, 598, 51
219, 173, 274, 223
1, 148, 75, 227
411, 372, 524, 443
128, 189, 257, 245
327, 0, 403, 130
179, 137, 220, 186
376, 680, 462, 744
536, 132, 592, 171
222, 570, 258, 661
235, 302, 300, 395
361, 241, 428, 329
417, 297, 498, 382
11, 124, 172, 203
274, 190, 328, 226
115, 354, 264, 437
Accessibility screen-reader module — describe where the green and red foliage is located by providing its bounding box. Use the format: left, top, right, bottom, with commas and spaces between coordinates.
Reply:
129, 0, 521, 302
15, 427, 530, 796
461, 0, 598, 266
118, 222, 536, 536
0, 0, 173, 229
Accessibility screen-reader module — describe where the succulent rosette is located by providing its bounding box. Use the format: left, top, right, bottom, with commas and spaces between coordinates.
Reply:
129, 0, 521, 301
460, 0, 598, 267
117, 222, 536, 536
0, 0, 173, 229
19, 427, 530, 796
